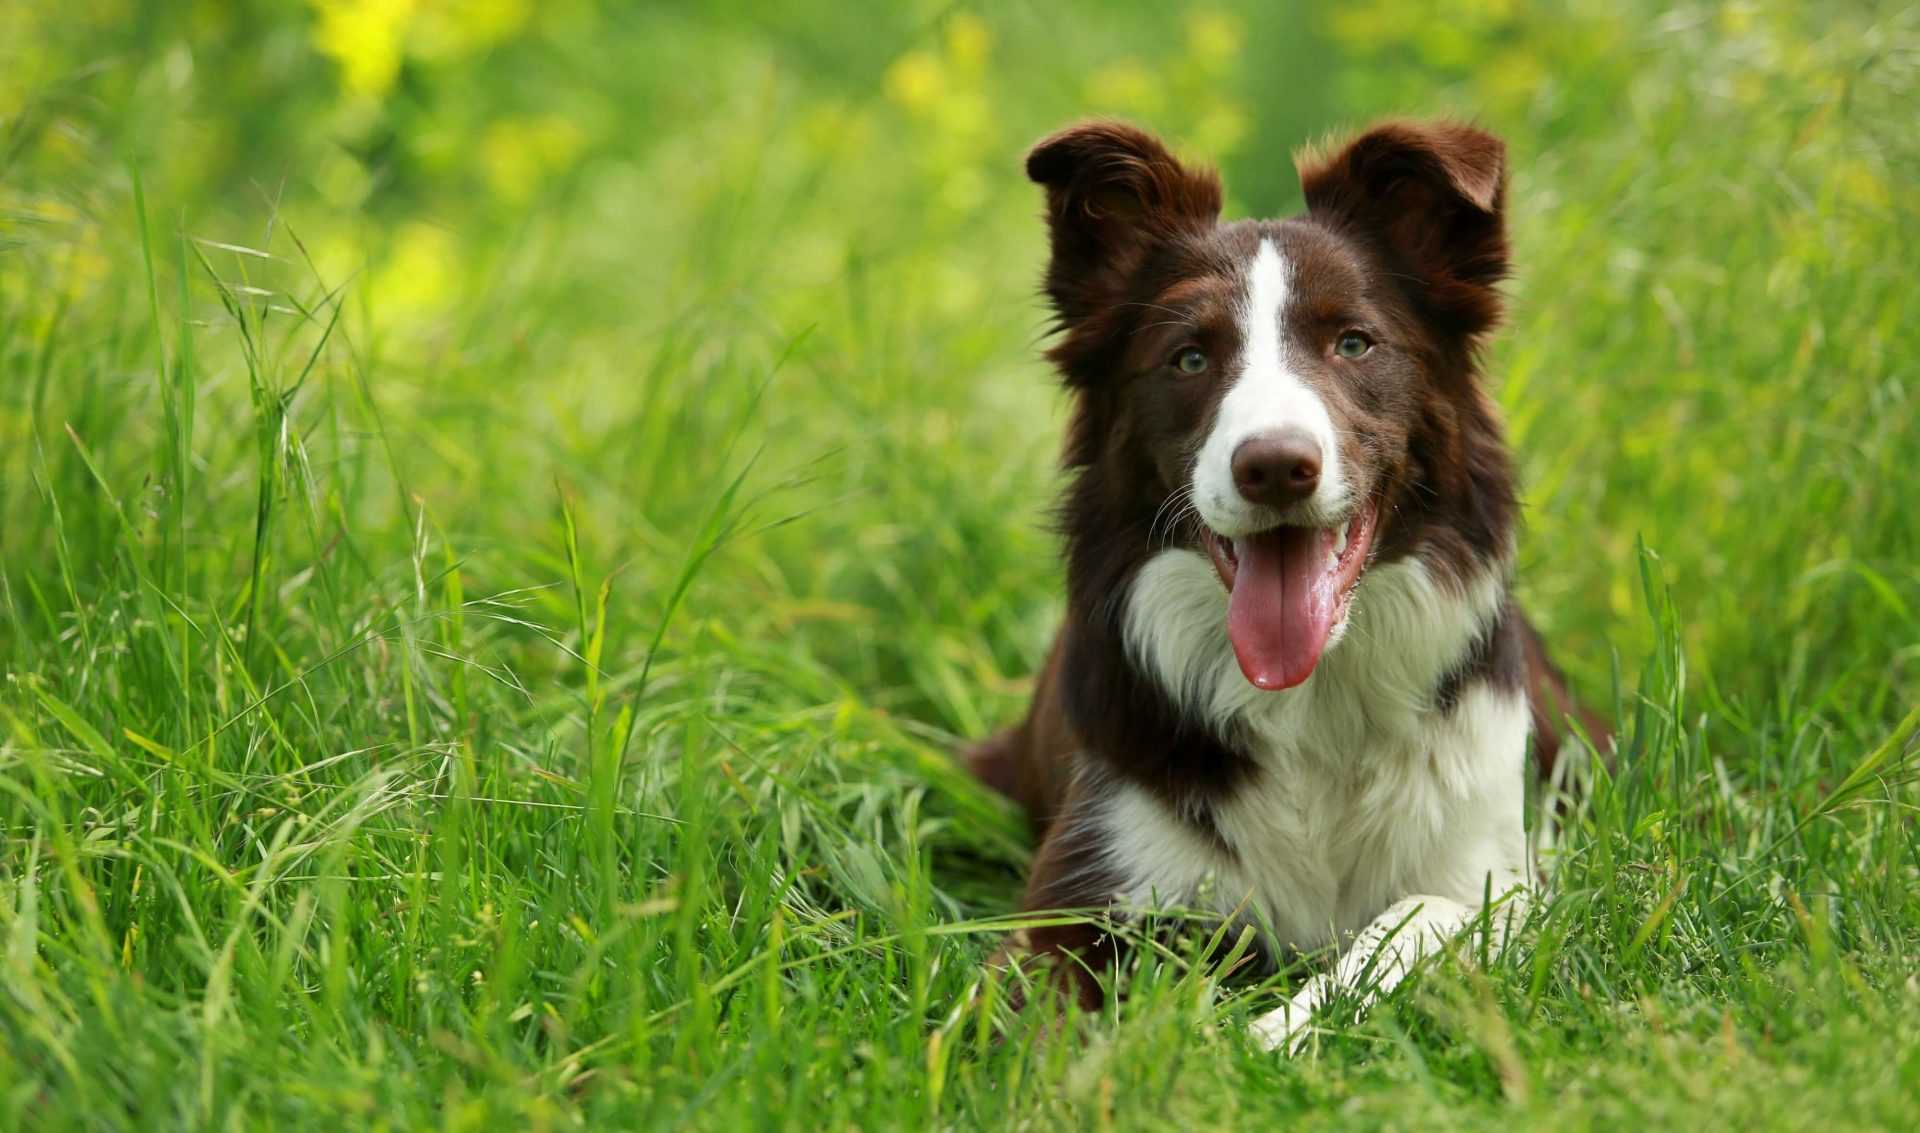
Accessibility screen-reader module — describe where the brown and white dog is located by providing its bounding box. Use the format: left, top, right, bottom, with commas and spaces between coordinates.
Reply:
968, 119, 1595, 1052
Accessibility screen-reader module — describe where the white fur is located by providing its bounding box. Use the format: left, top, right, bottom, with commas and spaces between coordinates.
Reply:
1193, 239, 1349, 537
1248, 889, 1526, 1054
1113, 547, 1531, 1053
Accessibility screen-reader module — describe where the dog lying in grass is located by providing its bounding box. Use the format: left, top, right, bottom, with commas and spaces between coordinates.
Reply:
967, 118, 1596, 1052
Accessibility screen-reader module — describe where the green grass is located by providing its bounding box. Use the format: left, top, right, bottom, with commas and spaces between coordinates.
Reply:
4, 0, 1920, 1128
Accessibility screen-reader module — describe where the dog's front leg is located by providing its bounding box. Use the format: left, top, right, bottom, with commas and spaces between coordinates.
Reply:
1249, 891, 1521, 1055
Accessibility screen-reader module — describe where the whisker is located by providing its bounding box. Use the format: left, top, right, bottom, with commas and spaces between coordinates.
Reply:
1148, 486, 1204, 549
1117, 302, 1194, 321
1148, 489, 1189, 548
1133, 319, 1196, 336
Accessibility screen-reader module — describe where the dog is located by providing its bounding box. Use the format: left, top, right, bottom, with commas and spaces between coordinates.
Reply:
966, 118, 1598, 1052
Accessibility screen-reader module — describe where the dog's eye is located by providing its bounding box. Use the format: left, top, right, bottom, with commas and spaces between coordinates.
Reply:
1174, 348, 1209, 375
1334, 332, 1373, 359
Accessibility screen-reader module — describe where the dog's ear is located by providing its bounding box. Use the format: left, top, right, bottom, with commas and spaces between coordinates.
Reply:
1026, 121, 1222, 326
1297, 121, 1508, 335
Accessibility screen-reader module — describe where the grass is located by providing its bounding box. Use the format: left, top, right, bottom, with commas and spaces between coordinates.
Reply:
3, 0, 1919, 1128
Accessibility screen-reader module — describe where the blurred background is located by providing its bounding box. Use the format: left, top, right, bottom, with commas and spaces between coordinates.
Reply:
2, 2, 1918, 1122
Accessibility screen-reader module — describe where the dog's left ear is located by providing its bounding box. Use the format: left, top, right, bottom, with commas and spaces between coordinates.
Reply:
1297, 121, 1508, 334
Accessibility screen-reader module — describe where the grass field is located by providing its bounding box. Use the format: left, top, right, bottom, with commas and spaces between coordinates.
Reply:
4, 1, 1919, 1128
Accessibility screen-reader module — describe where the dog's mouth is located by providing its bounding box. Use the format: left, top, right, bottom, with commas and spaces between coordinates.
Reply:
1199, 501, 1379, 691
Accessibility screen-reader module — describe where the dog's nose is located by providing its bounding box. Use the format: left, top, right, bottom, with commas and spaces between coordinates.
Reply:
1231, 429, 1322, 508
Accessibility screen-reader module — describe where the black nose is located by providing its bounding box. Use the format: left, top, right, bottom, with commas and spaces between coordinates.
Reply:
1231, 429, 1322, 508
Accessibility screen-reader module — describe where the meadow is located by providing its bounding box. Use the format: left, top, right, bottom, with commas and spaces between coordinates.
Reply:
3, 1, 1918, 1128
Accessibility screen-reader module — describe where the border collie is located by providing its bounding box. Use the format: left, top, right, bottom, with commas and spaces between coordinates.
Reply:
967, 118, 1596, 1052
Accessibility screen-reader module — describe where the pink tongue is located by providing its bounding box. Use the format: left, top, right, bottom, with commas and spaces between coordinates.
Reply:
1226, 527, 1340, 690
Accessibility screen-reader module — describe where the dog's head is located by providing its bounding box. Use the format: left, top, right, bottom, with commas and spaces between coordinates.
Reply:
1029, 119, 1514, 691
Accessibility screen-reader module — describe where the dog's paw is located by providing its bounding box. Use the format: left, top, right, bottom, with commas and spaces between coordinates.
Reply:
1249, 974, 1333, 1056
1248, 1005, 1309, 1055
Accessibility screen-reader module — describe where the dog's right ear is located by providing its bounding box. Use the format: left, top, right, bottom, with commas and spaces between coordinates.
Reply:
1296, 121, 1508, 337
1026, 122, 1222, 326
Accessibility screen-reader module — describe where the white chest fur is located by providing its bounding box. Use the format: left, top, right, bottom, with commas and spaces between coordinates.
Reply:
1112, 549, 1531, 954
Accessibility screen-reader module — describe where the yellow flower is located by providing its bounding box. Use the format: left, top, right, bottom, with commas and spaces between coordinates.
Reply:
309, 0, 416, 99
945, 12, 992, 79
1084, 59, 1165, 115
1185, 11, 1245, 73
480, 115, 586, 204
1325, 3, 1394, 49
1828, 158, 1890, 211
309, 0, 531, 100
1718, 1, 1757, 35
882, 50, 944, 115
373, 220, 461, 318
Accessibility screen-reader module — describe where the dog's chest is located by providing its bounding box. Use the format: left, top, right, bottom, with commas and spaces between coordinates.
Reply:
1100, 683, 1525, 950
1109, 548, 1531, 951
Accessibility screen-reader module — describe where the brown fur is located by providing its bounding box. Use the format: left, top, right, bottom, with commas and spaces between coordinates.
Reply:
972, 119, 1608, 1012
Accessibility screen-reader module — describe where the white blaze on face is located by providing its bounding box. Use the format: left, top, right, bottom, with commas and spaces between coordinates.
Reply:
1191, 238, 1347, 537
